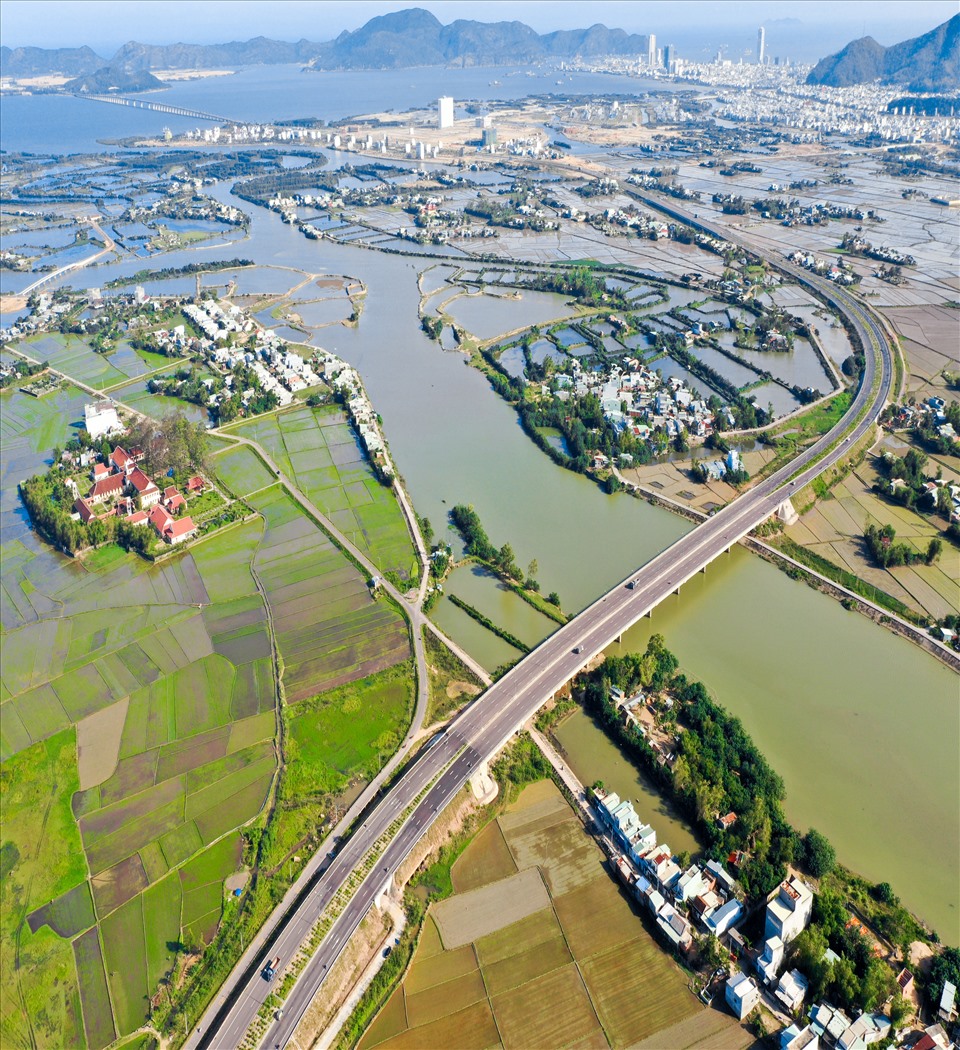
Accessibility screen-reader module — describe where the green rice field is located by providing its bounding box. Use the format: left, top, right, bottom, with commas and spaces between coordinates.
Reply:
0, 376, 416, 1046
212, 443, 277, 497
16, 333, 170, 391
228, 404, 417, 580
359, 780, 706, 1050
245, 485, 410, 701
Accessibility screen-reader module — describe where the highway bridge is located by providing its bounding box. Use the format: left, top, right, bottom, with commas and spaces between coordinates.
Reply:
18, 219, 115, 297
188, 231, 893, 1050
71, 92, 233, 124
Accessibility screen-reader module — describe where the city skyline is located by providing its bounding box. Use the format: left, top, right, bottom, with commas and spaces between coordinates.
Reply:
1, 0, 955, 61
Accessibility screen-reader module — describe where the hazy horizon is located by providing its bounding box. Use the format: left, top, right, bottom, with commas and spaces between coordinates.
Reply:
1, 0, 955, 66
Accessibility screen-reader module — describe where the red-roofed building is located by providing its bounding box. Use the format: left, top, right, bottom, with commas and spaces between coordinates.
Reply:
111, 446, 134, 474
128, 467, 161, 508
126, 510, 149, 526
92, 462, 110, 482
163, 485, 178, 499
88, 472, 125, 504
148, 504, 172, 534
74, 496, 96, 523
148, 503, 196, 543
164, 516, 197, 544
166, 492, 187, 513
186, 475, 205, 493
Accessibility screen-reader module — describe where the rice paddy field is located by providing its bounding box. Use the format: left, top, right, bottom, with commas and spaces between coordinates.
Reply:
15, 333, 170, 391
359, 780, 720, 1050
227, 404, 418, 581
785, 441, 960, 621
0, 378, 416, 1047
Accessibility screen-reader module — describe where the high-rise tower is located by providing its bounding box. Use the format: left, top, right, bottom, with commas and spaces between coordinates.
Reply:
438, 96, 454, 129
757, 26, 766, 65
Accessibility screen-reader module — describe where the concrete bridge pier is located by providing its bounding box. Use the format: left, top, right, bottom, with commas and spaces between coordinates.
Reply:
776, 499, 799, 526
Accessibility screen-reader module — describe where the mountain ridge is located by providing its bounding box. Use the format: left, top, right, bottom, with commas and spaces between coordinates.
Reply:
806, 15, 959, 91
0, 7, 652, 78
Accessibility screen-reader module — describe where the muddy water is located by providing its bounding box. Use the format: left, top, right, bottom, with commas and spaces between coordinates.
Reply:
85, 183, 959, 942
552, 708, 703, 858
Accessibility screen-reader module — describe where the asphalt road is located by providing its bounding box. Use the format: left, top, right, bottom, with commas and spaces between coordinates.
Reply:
195, 210, 893, 1050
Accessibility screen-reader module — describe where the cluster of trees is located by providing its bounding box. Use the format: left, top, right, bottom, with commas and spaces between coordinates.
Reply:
579, 636, 802, 897
788, 900, 901, 1017
522, 265, 627, 308
863, 522, 923, 568
447, 505, 553, 602
0, 358, 47, 389
105, 258, 252, 290
420, 315, 443, 340
148, 363, 278, 423
233, 163, 336, 206
751, 197, 800, 219
449, 504, 521, 580
874, 447, 941, 513
19, 472, 151, 555
125, 412, 209, 479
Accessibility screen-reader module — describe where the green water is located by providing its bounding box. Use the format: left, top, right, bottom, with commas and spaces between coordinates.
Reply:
552, 709, 703, 859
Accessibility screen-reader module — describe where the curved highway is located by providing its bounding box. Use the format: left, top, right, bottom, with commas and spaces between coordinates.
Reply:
192, 199, 894, 1050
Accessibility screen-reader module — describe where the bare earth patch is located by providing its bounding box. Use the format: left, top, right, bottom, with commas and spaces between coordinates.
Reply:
76, 697, 128, 790
431, 867, 550, 950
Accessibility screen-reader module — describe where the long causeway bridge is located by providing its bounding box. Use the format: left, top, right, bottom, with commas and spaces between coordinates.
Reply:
71, 92, 234, 124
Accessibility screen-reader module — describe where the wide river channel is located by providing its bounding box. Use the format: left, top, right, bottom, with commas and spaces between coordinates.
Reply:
76, 179, 960, 942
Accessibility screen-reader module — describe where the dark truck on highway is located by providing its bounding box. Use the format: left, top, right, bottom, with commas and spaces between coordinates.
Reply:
261, 955, 281, 981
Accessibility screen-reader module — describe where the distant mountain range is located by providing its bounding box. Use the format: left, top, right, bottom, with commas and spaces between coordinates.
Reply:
0, 7, 652, 82
806, 14, 959, 92
5, 7, 956, 93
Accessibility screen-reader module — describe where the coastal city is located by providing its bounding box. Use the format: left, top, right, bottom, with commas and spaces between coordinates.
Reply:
0, 3, 957, 1050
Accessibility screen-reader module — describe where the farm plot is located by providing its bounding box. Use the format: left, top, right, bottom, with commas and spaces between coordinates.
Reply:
450, 820, 517, 893
212, 443, 276, 497
73, 927, 116, 1050
0, 730, 88, 1050
285, 664, 413, 800
246, 486, 410, 700
362, 780, 698, 1050
432, 868, 550, 950
231, 405, 417, 580
579, 935, 700, 1046
16, 333, 136, 389
1, 510, 276, 1044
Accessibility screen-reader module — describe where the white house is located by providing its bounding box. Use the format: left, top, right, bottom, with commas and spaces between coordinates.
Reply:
765, 877, 813, 945
758, 936, 785, 986
726, 971, 761, 1020
780, 1024, 819, 1050
84, 402, 122, 440
705, 898, 743, 937
775, 969, 809, 1013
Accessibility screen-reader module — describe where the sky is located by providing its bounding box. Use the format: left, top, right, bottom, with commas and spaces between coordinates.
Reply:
1, 0, 955, 60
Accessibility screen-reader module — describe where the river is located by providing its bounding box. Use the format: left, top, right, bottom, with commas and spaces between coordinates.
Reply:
23, 158, 959, 942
